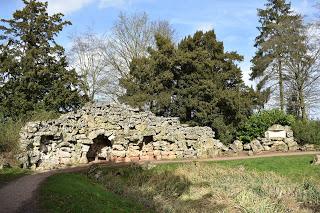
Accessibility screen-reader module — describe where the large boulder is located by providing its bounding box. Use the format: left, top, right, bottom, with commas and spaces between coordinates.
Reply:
250, 139, 263, 153
285, 138, 299, 151
230, 140, 243, 152
243, 143, 251, 151
313, 155, 320, 165
271, 141, 288, 152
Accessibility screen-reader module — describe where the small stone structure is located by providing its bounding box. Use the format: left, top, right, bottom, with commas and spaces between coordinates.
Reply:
228, 124, 317, 155
18, 103, 223, 170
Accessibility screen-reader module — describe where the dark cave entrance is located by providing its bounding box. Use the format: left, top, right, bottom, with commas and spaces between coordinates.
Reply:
86, 135, 112, 162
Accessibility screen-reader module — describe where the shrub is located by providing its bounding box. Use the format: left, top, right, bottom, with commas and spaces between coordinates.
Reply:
292, 120, 320, 146
237, 109, 295, 143
0, 119, 24, 153
0, 110, 60, 153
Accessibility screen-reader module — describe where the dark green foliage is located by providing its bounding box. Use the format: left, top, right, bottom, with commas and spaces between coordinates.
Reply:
121, 31, 262, 143
237, 109, 295, 143
0, 0, 87, 119
292, 120, 320, 146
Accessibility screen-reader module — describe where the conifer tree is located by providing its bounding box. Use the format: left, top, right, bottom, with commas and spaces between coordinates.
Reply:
0, 0, 87, 118
121, 31, 260, 143
251, 0, 300, 111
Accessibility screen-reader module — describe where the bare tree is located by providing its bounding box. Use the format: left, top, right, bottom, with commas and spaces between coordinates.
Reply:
284, 23, 320, 119
101, 12, 175, 98
69, 30, 112, 102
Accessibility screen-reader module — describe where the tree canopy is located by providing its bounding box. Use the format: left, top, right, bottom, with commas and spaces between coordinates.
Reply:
0, 0, 87, 119
121, 31, 262, 143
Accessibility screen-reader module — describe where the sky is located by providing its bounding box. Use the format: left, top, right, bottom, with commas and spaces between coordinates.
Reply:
0, 0, 319, 86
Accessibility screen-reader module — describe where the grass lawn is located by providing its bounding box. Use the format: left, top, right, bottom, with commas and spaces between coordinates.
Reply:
0, 168, 31, 186
88, 155, 320, 213
39, 173, 149, 213
38, 155, 320, 213
214, 155, 320, 183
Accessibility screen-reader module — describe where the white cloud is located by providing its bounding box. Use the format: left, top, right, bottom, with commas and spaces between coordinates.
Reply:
43, 0, 94, 14
43, 0, 151, 15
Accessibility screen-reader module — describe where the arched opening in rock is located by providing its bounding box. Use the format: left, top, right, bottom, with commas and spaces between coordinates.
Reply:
86, 135, 112, 162
143, 135, 153, 144
39, 135, 54, 154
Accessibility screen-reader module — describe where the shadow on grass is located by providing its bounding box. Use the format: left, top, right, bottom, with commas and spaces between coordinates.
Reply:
87, 164, 227, 212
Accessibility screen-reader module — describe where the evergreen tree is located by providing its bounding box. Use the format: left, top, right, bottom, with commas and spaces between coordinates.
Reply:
174, 31, 259, 142
120, 35, 176, 115
121, 31, 261, 143
0, 0, 87, 118
251, 0, 300, 111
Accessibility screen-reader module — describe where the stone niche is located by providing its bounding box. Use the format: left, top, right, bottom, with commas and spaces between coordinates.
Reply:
18, 103, 223, 170
265, 124, 287, 140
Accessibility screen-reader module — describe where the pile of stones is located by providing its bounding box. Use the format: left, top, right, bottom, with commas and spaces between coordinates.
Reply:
18, 103, 223, 170
227, 124, 317, 155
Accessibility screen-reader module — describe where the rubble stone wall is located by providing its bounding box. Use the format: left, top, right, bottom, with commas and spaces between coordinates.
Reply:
18, 104, 318, 171
19, 103, 223, 170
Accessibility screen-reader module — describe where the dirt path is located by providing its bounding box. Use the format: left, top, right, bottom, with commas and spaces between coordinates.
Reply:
0, 166, 90, 213
0, 151, 319, 213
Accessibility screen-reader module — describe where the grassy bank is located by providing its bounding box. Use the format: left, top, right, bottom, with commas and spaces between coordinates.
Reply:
215, 155, 320, 182
39, 173, 149, 213
37, 155, 320, 212
88, 155, 320, 213
0, 168, 31, 186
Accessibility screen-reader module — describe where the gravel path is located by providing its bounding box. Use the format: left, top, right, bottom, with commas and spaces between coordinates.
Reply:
0, 151, 318, 213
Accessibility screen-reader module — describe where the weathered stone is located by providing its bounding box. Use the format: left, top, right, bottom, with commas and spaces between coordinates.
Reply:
230, 140, 243, 152
265, 124, 287, 140
285, 138, 299, 151
250, 139, 263, 153
301, 144, 316, 151
57, 150, 72, 158
243, 143, 251, 150
263, 146, 271, 151
113, 144, 125, 151
261, 139, 274, 146
81, 145, 90, 152
112, 150, 126, 158
19, 103, 222, 170
286, 130, 294, 138
312, 155, 320, 165
271, 141, 288, 152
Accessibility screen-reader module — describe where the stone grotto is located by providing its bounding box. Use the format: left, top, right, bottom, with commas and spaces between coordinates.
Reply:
18, 103, 318, 170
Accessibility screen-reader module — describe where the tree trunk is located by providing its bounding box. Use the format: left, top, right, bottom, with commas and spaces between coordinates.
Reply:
299, 89, 307, 120
278, 60, 285, 111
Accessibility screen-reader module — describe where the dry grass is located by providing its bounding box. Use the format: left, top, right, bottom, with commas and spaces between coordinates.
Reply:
89, 163, 320, 213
